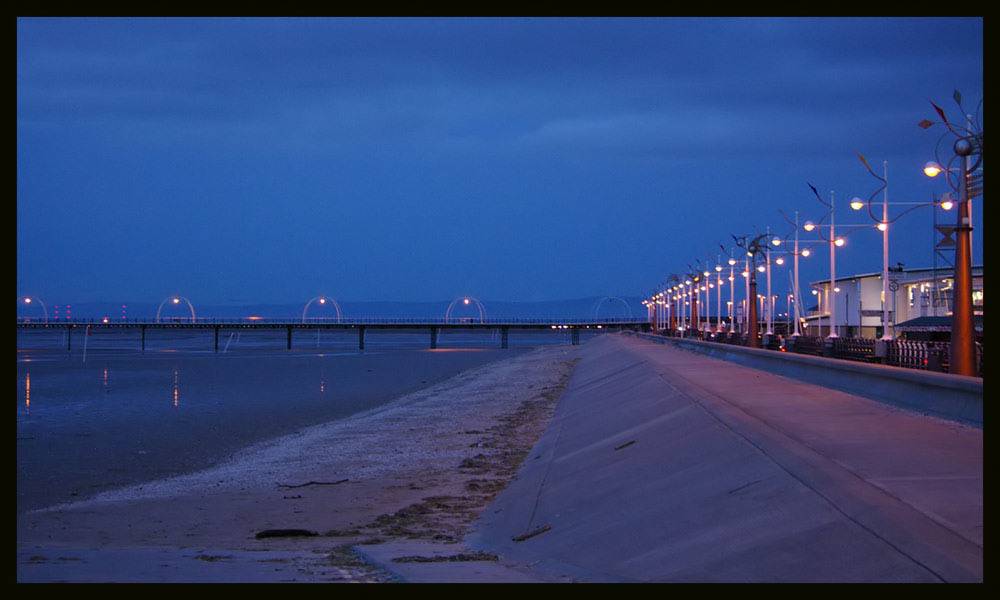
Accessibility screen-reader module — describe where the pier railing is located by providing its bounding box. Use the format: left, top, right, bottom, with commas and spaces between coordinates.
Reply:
649, 329, 983, 378
16, 317, 649, 326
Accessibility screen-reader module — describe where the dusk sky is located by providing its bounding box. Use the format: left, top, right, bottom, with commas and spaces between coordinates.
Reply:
17, 17, 983, 306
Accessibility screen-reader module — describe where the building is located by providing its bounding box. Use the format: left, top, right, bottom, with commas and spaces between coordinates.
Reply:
802, 265, 983, 339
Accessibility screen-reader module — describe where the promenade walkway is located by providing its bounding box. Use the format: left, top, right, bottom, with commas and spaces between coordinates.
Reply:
441, 334, 982, 582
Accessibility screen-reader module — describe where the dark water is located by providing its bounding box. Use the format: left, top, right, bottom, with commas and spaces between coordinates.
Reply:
16, 328, 597, 513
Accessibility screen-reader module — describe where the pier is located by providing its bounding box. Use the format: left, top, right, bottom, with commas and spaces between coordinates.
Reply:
15, 319, 649, 351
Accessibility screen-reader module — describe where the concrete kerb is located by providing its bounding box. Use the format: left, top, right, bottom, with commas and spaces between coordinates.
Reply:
630, 333, 983, 427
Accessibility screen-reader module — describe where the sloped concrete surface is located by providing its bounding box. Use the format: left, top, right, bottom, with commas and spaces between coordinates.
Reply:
465, 334, 982, 582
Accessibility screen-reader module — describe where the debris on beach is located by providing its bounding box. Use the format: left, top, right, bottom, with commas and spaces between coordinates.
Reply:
276, 479, 349, 489
512, 524, 551, 542
393, 552, 499, 563
254, 529, 320, 539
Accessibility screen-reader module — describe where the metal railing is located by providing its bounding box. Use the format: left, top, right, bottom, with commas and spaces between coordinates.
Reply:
648, 329, 983, 378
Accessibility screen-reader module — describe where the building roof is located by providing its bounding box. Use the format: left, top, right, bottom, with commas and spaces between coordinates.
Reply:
895, 315, 984, 332
808, 265, 983, 288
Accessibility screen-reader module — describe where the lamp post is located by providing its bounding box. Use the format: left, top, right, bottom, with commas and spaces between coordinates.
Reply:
733, 233, 769, 348
728, 253, 737, 333
715, 258, 724, 334
920, 93, 982, 375
851, 156, 956, 340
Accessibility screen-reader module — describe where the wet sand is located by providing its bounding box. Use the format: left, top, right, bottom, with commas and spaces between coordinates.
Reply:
17, 345, 579, 582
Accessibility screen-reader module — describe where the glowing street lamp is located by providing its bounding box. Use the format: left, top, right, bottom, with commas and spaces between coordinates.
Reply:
20, 296, 49, 324
918, 92, 983, 375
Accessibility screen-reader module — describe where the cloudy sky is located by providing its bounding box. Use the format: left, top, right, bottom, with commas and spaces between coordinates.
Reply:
17, 17, 983, 306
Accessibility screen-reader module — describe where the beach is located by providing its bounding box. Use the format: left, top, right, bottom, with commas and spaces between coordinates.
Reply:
17, 344, 579, 582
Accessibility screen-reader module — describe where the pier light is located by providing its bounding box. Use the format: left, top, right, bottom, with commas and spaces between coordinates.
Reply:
812, 289, 819, 295
172, 297, 180, 304
771, 237, 781, 246
319, 298, 327, 304
463, 298, 470, 305
803, 221, 816, 232
715, 265, 723, 272
23, 297, 31, 304
685, 279, 691, 285
801, 248, 811, 257
102, 317, 109, 324
757, 265, 766, 273
850, 197, 865, 210
728, 258, 736, 266
834, 287, 841, 293
923, 161, 943, 178
941, 198, 954, 211
728, 276, 734, 282
775, 257, 785, 265
709, 283, 714, 289
703, 270, 710, 277
834, 238, 846, 247
741, 271, 749, 278
876, 223, 888, 232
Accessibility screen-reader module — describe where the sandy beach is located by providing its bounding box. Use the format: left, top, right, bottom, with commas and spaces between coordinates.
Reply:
17, 344, 579, 582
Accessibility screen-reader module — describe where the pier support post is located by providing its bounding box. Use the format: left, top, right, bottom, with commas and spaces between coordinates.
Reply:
430, 327, 439, 349
214, 326, 220, 352
141, 325, 146, 352
358, 326, 366, 351
571, 327, 580, 346
501, 326, 509, 349
67, 325, 72, 351
287, 326, 293, 350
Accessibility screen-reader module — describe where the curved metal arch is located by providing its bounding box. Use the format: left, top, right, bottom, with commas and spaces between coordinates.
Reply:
19, 295, 49, 324
592, 296, 633, 319
155, 296, 196, 323
444, 296, 486, 323
302, 296, 343, 323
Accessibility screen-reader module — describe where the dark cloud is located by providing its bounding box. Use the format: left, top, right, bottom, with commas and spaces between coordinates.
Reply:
17, 17, 983, 304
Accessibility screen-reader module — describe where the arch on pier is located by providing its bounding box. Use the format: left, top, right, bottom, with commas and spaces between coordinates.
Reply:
18, 295, 49, 324
593, 296, 633, 320
155, 296, 196, 323
444, 296, 486, 323
302, 296, 343, 323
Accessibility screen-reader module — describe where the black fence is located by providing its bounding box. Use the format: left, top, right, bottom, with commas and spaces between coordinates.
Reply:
650, 329, 983, 378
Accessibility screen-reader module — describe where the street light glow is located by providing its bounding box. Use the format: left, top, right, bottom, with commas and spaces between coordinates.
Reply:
801, 248, 811, 257
849, 198, 865, 210
728, 258, 736, 266
941, 199, 954, 211
834, 238, 846, 247
775, 257, 785, 265
319, 297, 326, 304
463, 298, 470, 305
771, 238, 781, 246
834, 287, 841, 293
803, 221, 816, 232
172, 297, 180, 304
757, 265, 766, 273
923, 161, 943, 178
23, 297, 31, 304
715, 265, 723, 272
876, 223, 888, 232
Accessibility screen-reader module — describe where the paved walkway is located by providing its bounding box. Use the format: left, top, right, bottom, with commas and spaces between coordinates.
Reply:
457, 334, 982, 582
